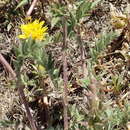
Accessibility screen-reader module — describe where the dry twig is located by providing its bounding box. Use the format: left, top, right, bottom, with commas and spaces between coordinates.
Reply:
27, 0, 38, 16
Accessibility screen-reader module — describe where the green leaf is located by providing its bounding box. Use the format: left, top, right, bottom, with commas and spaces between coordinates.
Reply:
91, 0, 102, 9
15, 0, 31, 10
53, 32, 62, 43
76, 1, 92, 21
0, 120, 14, 127
51, 17, 60, 28
51, 3, 66, 17
69, 12, 76, 27
90, 32, 117, 62
67, 12, 76, 37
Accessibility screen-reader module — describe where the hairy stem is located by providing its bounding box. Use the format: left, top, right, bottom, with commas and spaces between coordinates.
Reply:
77, 25, 87, 78
0, 53, 38, 130
62, 17, 68, 130
0, 53, 16, 78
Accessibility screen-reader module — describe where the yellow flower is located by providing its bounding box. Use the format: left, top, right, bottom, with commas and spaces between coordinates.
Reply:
19, 20, 48, 40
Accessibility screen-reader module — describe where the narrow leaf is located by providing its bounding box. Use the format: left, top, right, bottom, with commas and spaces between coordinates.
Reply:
15, 0, 31, 10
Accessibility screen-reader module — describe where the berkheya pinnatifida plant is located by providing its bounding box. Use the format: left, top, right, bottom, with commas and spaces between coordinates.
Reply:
13, 18, 50, 130
15, 19, 48, 70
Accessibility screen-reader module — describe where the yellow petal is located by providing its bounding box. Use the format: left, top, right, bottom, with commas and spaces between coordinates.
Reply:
19, 34, 27, 39
19, 19, 47, 40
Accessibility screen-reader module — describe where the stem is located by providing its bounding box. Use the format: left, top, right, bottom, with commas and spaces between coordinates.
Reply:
0, 54, 16, 78
77, 25, 87, 78
0, 53, 38, 130
17, 72, 38, 130
62, 17, 68, 130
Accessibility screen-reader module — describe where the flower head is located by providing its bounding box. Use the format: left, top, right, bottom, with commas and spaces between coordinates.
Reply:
19, 20, 48, 41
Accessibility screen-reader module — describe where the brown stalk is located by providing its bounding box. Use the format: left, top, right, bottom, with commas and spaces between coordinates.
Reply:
16, 71, 38, 130
77, 25, 88, 78
89, 79, 100, 113
0, 53, 38, 130
62, 17, 69, 130
0, 53, 16, 78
